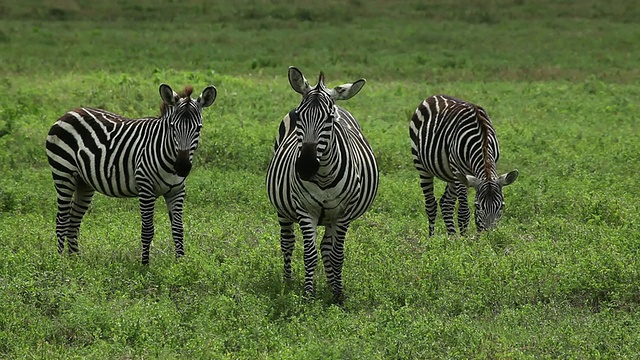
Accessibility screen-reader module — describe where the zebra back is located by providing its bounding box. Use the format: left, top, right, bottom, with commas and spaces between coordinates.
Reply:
273, 109, 298, 152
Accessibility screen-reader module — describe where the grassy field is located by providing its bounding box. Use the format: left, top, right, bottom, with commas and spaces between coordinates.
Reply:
1, 0, 640, 358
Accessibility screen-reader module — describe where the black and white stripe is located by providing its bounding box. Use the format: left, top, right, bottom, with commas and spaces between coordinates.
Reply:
266, 67, 379, 303
46, 83, 217, 264
409, 94, 518, 235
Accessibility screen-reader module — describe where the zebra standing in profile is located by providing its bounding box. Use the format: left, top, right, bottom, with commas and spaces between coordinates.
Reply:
409, 94, 518, 236
46, 83, 217, 264
266, 67, 379, 303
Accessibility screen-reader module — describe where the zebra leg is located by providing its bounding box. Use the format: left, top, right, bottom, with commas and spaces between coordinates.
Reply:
439, 183, 458, 235
418, 170, 438, 236
138, 191, 157, 265
53, 181, 75, 254
322, 222, 349, 304
455, 183, 471, 235
299, 216, 319, 298
164, 187, 186, 259
278, 216, 296, 281
66, 181, 95, 254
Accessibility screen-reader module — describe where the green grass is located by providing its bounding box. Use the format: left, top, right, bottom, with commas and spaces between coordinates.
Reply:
2, 0, 640, 358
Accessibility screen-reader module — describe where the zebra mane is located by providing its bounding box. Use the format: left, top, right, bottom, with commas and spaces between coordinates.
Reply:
160, 85, 194, 116
474, 105, 495, 181
318, 71, 326, 88
180, 85, 194, 98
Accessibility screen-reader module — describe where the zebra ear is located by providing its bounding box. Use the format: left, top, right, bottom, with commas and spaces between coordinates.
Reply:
456, 173, 481, 188
159, 84, 179, 106
331, 79, 366, 101
288, 66, 310, 95
197, 85, 217, 108
498, 169, 519, 186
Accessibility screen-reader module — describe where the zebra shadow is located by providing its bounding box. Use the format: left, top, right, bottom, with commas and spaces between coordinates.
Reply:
248, 265, 345, 320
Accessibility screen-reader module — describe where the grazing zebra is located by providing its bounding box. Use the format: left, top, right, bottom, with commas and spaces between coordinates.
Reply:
266, 67, 379, 303
45, 83, 217, 264
409, 94, 518, 236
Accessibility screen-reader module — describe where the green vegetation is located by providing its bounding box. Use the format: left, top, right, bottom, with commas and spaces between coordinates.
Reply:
1, 0, 639, 358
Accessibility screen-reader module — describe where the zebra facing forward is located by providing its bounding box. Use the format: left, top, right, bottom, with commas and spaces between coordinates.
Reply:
410, 95, 518, 236
266, 67, 379, 303
46, 83, 217, 264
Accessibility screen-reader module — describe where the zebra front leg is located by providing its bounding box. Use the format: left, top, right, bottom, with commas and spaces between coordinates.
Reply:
278, 217, 296, 281
165, 188, 186, 260
322, 222, 349, 304
66, 183, 95, 254
299, 216, 319, 298
439, 183, 458, 235
418, 171, 438, 236
139, 192, 157, 265
455, 183, 471, 235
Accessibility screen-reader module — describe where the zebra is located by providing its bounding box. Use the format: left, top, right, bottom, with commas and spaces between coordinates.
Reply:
45, 83, 217, 264
409, 94, 518, 236
266, 67, 379, 303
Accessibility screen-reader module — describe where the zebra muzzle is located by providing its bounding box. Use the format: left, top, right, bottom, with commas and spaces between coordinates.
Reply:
295, 143, 320, 181
174, 150, 192, 177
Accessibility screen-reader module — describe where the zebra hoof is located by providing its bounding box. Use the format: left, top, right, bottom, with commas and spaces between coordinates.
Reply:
333, 292, 345, 306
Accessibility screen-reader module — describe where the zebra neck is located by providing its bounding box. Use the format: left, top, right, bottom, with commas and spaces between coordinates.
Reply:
471, 164, 498, 182
315, 129, 342, 183
160, 119, 179, 161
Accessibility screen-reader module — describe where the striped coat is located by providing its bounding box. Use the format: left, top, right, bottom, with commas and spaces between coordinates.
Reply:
266, 67, 379, 303
410, 94, 518, 235
46, 84, 217, 264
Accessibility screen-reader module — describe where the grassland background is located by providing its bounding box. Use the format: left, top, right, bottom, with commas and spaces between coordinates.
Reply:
1, 0, 639, 358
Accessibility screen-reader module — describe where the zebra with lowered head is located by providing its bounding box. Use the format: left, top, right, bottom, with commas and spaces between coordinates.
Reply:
409, 94, 518, 236
266, 67, 379, 303
45, 83, 217, 264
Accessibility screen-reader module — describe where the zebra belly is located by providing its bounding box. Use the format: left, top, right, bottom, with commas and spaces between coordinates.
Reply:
70, 149, 139, 197
294, 181, 356, 225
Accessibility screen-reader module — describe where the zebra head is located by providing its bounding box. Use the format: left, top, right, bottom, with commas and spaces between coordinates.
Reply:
458, 170, 519, 231
159, 83, 217, 177
287, 66, 366, 181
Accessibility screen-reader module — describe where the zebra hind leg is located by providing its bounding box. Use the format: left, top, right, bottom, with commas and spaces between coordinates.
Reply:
455, 183, 471, 235
278, 217, 296, 281
418, 172, 438, 236
439, 183, 458, 235
66, 181, 95, 254
321, 222, 349, 305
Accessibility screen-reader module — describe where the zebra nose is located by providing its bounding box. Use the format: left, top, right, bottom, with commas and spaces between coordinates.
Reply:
481, 216, 499, 231
296, 143, 319, 181
174, 150, 192, 177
